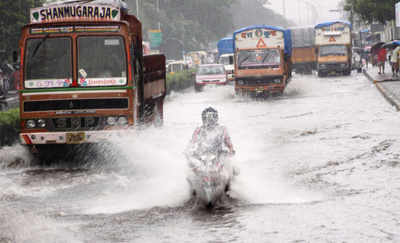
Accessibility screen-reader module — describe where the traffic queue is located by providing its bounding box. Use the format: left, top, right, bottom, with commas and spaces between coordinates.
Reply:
187, 20, 357, 97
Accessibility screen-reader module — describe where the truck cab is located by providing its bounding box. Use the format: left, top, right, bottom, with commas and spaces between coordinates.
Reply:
218, 53, 234, 81
315, 21, 352, 77
217, 37, 234, 81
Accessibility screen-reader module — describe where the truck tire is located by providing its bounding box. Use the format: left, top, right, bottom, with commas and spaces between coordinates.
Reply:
153, 100, 163, 127
194, 84, 202, 92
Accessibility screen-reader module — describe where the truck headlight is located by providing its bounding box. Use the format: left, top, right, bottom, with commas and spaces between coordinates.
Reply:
55, 118, 67, 128
37, 119, 46, 128
117, 116, 128, 125
26, 120, 36, 129
106, 116, 117, 125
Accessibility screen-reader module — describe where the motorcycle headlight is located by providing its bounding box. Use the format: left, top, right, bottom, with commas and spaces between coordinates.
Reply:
117, 116, 128, 125
106, 116, 117, 125
26, 120, 36, 129
37, 119, 46, 128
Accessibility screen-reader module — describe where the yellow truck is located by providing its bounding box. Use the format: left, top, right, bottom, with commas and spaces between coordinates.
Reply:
233, 25, 292, 96
315, 21, 352, 77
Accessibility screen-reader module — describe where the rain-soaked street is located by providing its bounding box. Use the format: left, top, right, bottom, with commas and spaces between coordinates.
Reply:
1, 72, 400, 242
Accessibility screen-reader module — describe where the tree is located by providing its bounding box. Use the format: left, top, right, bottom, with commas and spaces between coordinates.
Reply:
0, 0, 44, 61
344, 0, 400, 24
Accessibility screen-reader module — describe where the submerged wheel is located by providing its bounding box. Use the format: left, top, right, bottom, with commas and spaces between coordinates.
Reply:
153, 100, 163, 127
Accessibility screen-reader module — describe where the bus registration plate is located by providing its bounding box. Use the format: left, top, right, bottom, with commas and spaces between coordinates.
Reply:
66, 132, 85, 144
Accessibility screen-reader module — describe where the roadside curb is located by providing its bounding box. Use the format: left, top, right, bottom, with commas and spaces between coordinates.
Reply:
363, 69, 375, 83
363, 69, 400, 111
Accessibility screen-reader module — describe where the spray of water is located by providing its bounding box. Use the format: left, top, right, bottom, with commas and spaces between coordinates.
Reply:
0, 144, 32, 169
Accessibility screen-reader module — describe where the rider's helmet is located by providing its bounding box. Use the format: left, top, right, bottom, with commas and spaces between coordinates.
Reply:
202, 107, 218, 128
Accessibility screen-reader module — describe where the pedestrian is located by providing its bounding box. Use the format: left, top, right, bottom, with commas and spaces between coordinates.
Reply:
377, 47, 387, 74
362, 50, 368, 69
391, 46, 400, 77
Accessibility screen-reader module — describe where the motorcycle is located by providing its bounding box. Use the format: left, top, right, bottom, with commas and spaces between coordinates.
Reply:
186, 151, 233, 209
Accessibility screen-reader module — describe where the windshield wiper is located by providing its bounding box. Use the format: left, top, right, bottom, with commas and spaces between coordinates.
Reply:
31, 34, 50, 59
262, 53, 272, 63
239, 55, 251, 66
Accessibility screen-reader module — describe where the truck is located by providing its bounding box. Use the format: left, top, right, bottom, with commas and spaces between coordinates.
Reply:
314, 21, 352, 77
233, 25, 292, 96
289, 26, 316, 74
18, 0, 166, 152
217, 37, 234, 81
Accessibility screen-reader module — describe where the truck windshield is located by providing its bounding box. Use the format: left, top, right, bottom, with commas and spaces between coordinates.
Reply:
319, 45, 347, 57
77, 36, 127, 86
219, 55, 234, 65
25, 37, 72, 88
238, 49, 280, 69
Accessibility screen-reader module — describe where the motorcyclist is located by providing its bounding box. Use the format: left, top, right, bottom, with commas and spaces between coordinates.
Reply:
186, 107, 235, 159
185, 107, 236, 189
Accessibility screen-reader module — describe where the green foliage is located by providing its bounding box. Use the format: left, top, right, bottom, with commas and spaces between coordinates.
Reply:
166, 69, 195, 94
344, 0, 400, 24
230, 0, 293, 29
0, 0, 44, 60
0, 108, 20, 126
127, 0, 290, 59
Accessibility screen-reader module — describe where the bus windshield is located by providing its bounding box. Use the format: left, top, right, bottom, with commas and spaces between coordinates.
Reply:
77, 36, 127, 87
25, 37, 72, 88
237, 49, 281, 69
319, 45, 347, 57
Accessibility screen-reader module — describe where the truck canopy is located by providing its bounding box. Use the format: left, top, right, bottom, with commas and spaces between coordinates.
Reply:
314, 21, 351, 46
217, 37, 234, 56
314, 21, 351, 30
233, 25, 292, 56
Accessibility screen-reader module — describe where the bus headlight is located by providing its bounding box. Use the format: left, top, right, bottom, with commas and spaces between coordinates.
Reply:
117, 116, 128, 125
37, 119, 46, 128
26, 120, 36, 129
106, 116, 117, 125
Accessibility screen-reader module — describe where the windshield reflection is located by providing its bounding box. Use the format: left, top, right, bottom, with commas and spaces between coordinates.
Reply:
237, 49, 280, 69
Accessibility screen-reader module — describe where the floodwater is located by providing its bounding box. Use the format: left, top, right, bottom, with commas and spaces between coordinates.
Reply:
1, 73, 400, 242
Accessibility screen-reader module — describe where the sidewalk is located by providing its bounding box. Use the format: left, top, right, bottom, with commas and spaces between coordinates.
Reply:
363, 64, 400, 111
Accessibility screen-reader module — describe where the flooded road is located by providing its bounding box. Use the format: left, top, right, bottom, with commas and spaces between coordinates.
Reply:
1, 73, 400, 242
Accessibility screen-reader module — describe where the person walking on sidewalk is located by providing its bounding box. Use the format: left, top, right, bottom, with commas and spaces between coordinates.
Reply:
391, 46, 400, 77
377, 47, 387, 74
